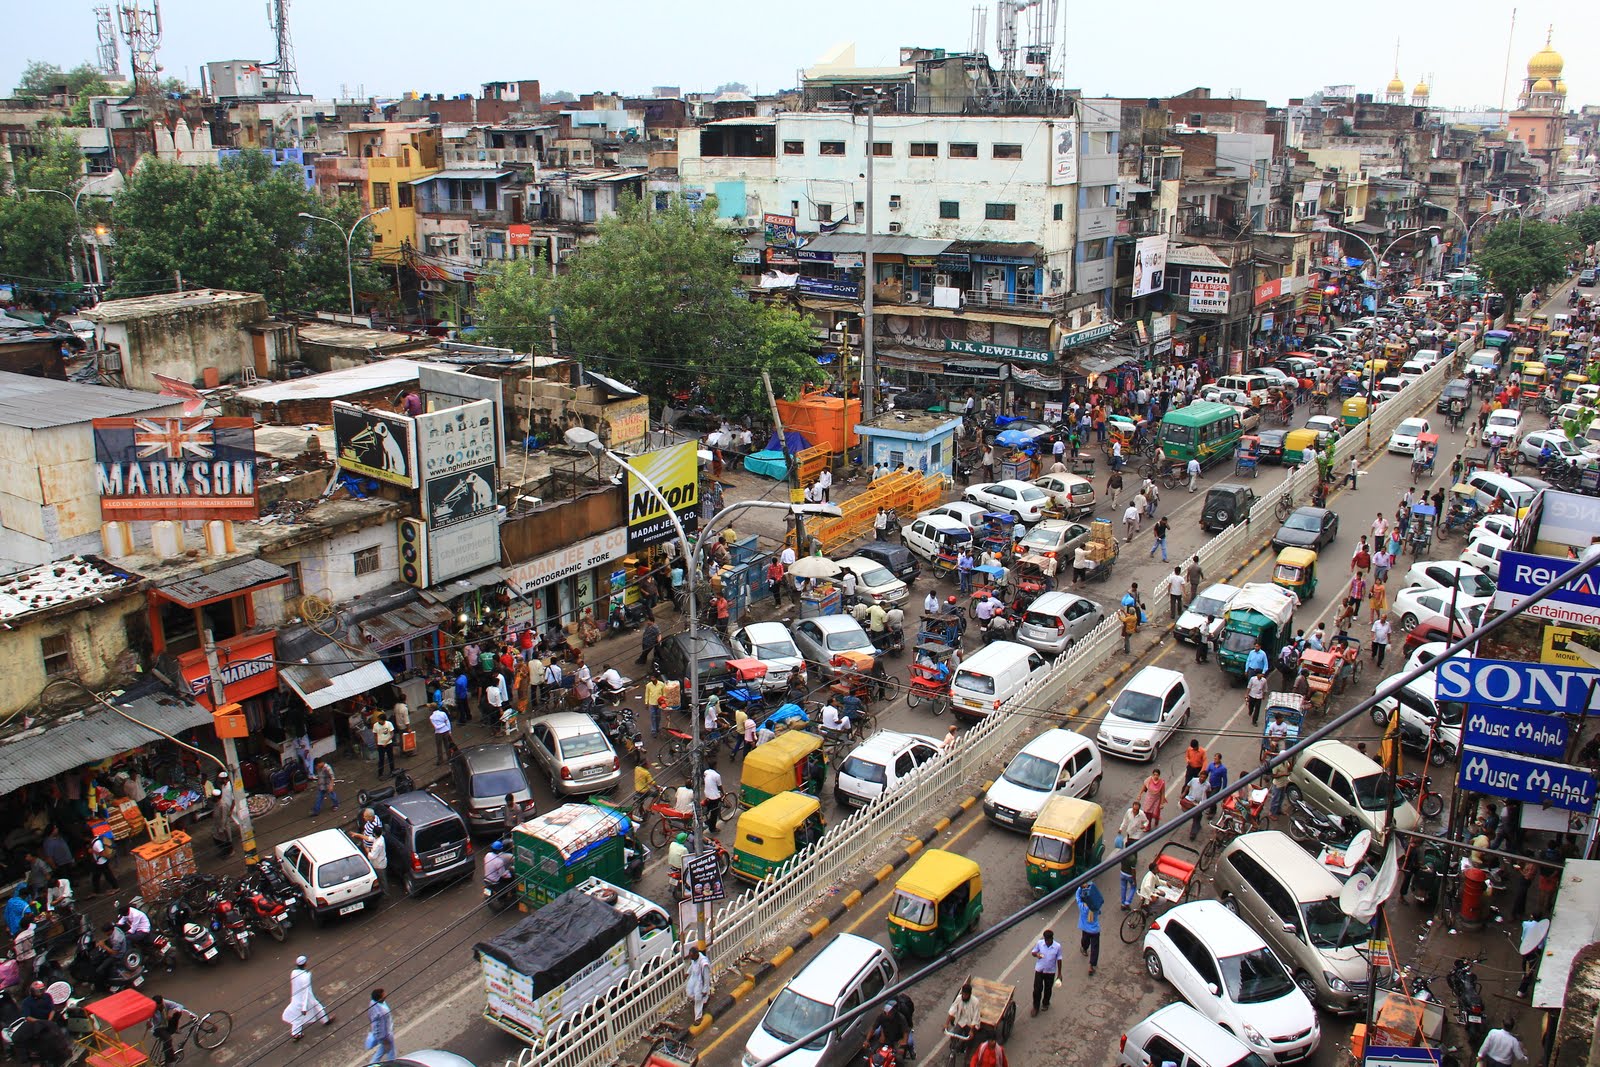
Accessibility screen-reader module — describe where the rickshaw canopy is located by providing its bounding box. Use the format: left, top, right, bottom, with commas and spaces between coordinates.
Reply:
86, 990, 160, 1031
1275, 546, 1319, 570
893, 848, 983, 920
1415, 432, 1439, 451
1342, 397, 1370, 420
1030, 796, 1103, 846
736, 791, 821, 844
740, 732, 823, 802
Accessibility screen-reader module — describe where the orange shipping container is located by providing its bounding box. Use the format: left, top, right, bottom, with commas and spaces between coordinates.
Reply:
776, 391, 861, 456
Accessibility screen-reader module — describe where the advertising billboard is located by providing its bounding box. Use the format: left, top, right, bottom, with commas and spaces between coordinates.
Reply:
626, 442, 700, 550
1188, 271, 1231, 314
1131, 235, 1168, 298
94, 416, 259, 520
416, 400, 497, 483
417, 366, 506, 465
1049, 119, 1078, 186
428, 514, 501, 584
332, 403, 417, 487
424, 462, 498, 529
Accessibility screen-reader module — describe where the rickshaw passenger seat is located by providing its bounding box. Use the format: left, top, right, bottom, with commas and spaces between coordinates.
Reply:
1155, 855, 1195, 883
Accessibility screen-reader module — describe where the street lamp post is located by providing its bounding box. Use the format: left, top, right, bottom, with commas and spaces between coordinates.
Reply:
563, 427, 838, 946
25, 174, 118, 287
298, 207, 389, 319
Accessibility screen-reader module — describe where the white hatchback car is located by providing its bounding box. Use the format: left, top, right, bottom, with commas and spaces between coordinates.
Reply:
833, 730, 942, 809
1097, 666, 1190, 761
1469, 513, 1518, 543
963, 479, 1051, 523
1386, 417, 1432, 454
275, 829, 384, 925
1143, 901, 1321, 1065
1400, 560, 1496, 599
1391, 586, 1491, 636
1484, 407, 1521, 440
1117, 1003, 1265, 1067
1460, 533, 1510, 581
834, 556, 909, 605
729, 621, 806, 692
982, 728, 1102, 831
920, 500, 989, 531
1175, 583, 1241, 646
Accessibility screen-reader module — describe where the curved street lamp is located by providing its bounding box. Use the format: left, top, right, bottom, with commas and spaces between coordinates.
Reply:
298, 206, 389, 318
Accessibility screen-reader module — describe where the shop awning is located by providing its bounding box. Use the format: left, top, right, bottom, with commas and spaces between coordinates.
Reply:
281, 643, 394, 711
1072, 352, 1140, 376
1345, 221, 1388, 236
799, 233, 951, 257
421, 567, 505, 604
1166, 244, 1232, 269
154, 559, 291, 608
0, 687, 214, 794
355, 601, 454, 650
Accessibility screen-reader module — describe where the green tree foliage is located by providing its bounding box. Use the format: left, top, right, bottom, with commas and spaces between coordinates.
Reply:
110, 151, 379, 311
1474, 218, 1577, 304
64, 65, 112, 126
15, 61, 66, 99
472, 195, 825, 423
1566, 207, 1600, 246
0, 128, 89, 284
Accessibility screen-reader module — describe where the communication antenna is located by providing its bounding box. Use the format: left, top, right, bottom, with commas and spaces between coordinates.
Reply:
117, 1, 163, 94
94, 6, 121, 77
968, 4, 988, 56
266, 0, 299, 95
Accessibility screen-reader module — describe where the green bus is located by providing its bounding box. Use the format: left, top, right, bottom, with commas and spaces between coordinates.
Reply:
1159, 401, 1244, 468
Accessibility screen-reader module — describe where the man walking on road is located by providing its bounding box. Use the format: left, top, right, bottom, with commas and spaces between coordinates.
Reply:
1187, 457, 1202, 492
373, 714, 395, 779
1076, 884, 1102, 976
1149, 516, 1169, 562
1163, 566, 1187, 620
1246, 671, 1268, 726
281, 956, 334, 1041
365, 989, 395, 1064
1122, 503, 1140, 544
1476, 1016, 1528, 1067
310, 760, 338, 817
1028, 930, 1063, 1016
1371, 617, 1392, 667
430, 704, 453, 766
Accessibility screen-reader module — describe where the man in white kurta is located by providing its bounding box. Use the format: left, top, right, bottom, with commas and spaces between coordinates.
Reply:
282, 955, 334, 1039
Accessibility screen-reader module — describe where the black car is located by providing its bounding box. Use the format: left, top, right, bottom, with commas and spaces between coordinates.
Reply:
853, 541, 920, 584
1436, 378, 1472, 414
371, 791, 474, 896
656, 629, 737, 693
1272, 506, 1340, 550
890, 388, 940, 411
1201, 484, 1257, 532
1256, 429, 1289, 464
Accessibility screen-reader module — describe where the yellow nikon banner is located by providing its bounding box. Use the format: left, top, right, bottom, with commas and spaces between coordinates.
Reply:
626, 441, 700, 550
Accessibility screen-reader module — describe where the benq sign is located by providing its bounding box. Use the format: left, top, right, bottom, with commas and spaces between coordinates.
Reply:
1435, 657, 1600, 715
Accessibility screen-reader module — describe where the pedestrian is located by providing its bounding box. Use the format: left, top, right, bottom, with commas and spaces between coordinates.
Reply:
1373, 546, 1393, 583
1369, 578, 1388, 625
874, 507, 889, 541
1277, 641, 1300, 689
430, 703, 453, 766
1269, 755, 1292, 818
1111, 438, 1123, 471
1139, 767, 1166, 824
1475, 1016, 1527, 1067
1206, 752, 1229, 798
281, 955, 334, 1041
1105, 468, 1124, 506
1122, 503, 1140, 544
1344, 456, 1359, 488
957, 548, 974, 594
1149, 516, 1169, 562
1118, 600, 1139, 654
686, 945, 713, 1022
1351, 537, 1371, 577
88, 831, 119, 893
1371, 617, 1392, 667
373, 713, 395, 779
1116, 801, 1149, 905
365, 989, 395, 1064
1187, 456, 1202, 492
638, 615, 660, 666
1181, 773, 1208, 840
1246, 671, 1267, 725
454, 670, 471, 725
703, 765, 724, 832
1182, 740, 1206, 787
817, 466, 832, 502
1164, 566, 1187, 620
1517, 917, 1547, 997
1028, 930, 1063, 1016
1076, 885, 1102, 976
1185, 555, 1204, 593
311, 759, 339, 817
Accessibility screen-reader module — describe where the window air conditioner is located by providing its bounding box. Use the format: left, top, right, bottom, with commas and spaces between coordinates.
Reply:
419, 279, 444, 293
888, 221, 903, 233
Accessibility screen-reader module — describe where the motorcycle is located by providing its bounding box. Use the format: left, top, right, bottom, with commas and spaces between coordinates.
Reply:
869, 626, 906, 658
1286, 797, 1357, 848
1395, 770, 1446, 820
116, 898, 177, 974
206, 887, 253, 960
68, 924, 144, 993
2, 982, 75, 1067
1396, 719, 1454, 768
980, 612, 1017, 644
483, 876, 518, 913
1447, 957, 1487, 1049
164, 900, 221, 966
232, 879, 292, 943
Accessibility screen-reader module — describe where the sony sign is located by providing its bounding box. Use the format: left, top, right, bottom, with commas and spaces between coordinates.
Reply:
1434, 657, 1600, 716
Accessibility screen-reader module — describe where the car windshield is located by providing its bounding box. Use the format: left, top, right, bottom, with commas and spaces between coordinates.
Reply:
1550, 438, 1579, 455
1436, 699, 1466, 726
953, 669, 995, 695
1222, 629, 1258, 653
1002, 752, 1060, 791
1455, 572, 1496, 597
891, 890, 936, 926
414, 821, 465, 853
1470, 353, 1495, 366
825, 629, 871, 652
839, 756, 887, 785
1028, 832, 1072, 864
1302, 898, 1374, 949
470, 767, 527, 799
858, 566, 895, 587
316, 856, 370, 887
762, 989, 833, 1050
1109, 691, 1162, 724
751, 635, 799, 659
1353, 772, 1400, 812
1163, 424, 1197, 447
1399, 421, 1426, 435
1284, 513, 1321, 532
559, 733, 610, 759
1220, 947, 1296, 1004
1190, 594, 1230, 617
1022, 530, 1062, 549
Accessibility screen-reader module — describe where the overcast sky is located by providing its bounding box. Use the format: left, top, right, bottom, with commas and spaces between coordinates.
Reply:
5, 0, 1592, 114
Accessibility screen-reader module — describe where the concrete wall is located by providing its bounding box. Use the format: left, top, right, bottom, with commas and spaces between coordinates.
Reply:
257, 514, 402, 626
101, 295, 268, 392
0, 596, 146, 717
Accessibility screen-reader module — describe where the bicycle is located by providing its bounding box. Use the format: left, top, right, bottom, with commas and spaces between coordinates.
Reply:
149, 1009, 233, 1065
1273, 491, 1297, 522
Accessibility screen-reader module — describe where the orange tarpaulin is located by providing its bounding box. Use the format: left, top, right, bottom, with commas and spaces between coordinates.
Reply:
777, 390, 861, 456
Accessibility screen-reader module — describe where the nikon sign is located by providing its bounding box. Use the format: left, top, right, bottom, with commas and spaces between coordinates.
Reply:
626, 442, 700, 550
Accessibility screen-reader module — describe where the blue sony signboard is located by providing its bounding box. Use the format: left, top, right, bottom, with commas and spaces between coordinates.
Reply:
1461, 706, 1570, 760
796, 277, 861, 300
1457, 746, 1596, 812
1434, 657, 1600, 716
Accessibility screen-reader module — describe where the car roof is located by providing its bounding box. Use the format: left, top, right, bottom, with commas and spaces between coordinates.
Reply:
741, 620, 794, 639
1303, 739, 1384, 777
1124, 665, 1184, 695
1196, 583, 1241, 600
1018, 727, 1094, 760
1227, 831, 1343, 901
375, 791, 459, 824
283, 828, 363, 862
857, 542, 912, 561
784, 933, 887, 1000
811, 615, 865, 632
918, 512, 975, 529
1027, 590, 1094, 613
848, 729, 941, 761
528, 712, 602, 735
836, 556, 896, 576
1163, 900, 1267, 956
458, 742, 525, 770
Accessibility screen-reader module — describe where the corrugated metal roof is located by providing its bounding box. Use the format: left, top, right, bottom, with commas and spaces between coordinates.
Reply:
419, 567, 505, 604
281, 641, 394, 710
1166, 244, 1231, 269
155, 559, 291, 608
235, 359, 426, 403
0, 370, 179, 429
355, 601, 453, 650
0, 687, 214, 794
949, 240, 1042, 260
406, 170, 511, 184
800, 234, 951, 257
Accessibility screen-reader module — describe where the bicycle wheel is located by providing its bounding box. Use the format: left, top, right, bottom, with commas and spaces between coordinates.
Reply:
1274, 497, 1294, 522
195, 1011, 233, 1050
648, 815, 671, 850
1119, 908, 1149, 944
148, 1040, 173, 1067
1198, 836, 1222, 871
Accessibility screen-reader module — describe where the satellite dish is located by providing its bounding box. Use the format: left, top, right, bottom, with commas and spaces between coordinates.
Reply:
1519, 918, 1550, 956
1338, 871, 1374, 917
1344, 829, 1373, 871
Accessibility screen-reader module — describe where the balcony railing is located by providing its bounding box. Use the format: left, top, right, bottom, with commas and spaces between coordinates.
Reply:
908, 284, 1062, 313
1124, 215, 1163, 237
1179, 215, 1250, 241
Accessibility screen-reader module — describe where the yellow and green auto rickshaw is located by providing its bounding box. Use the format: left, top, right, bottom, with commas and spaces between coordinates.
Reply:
1283, 428, 1326, 465
1341, 396, 1370, 428
739, 731, 825, 808
887, 849, 983, 958
730, 791, 825, 883
1365, 356, 1392, 379
1522, 362, 1548, 395
1272, 546, 1318, 602
1510, 347, 1536, 376
1562, 373, 1588, 403
1025, 796, 1105, 897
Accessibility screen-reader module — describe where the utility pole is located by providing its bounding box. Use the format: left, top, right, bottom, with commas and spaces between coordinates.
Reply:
861, 89, 878, 420
763, 370, 808, 552
204, 630, 258, 866
547, 236, 560, 356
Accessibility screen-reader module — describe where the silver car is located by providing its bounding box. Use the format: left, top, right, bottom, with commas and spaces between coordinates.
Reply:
518, 713, 621, 796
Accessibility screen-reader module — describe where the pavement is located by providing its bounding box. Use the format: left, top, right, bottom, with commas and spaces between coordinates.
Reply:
94, 284, 1580, 1067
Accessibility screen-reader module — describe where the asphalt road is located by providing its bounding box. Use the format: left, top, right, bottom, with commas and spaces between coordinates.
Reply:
130, 287, 1576, 1067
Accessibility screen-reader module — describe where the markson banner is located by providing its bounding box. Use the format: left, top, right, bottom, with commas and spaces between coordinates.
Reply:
94, 417, 258, 520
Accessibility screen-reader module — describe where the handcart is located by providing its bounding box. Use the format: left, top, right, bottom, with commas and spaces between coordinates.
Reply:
941, 975, 1017, 1047
1234, 435, 1260, 478
1408, 503, 1436, 555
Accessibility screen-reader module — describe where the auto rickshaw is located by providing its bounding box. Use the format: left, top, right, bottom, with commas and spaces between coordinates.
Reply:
739, 731, 825, 808
1562, 373, 1587, 402
1272, 547, 1318, 601
731, 791, 825, 883
1510, 347, 1535, 375
1484, 329, 1514, 355
1283, 428, 1325, 466
1025, 796, 1104, 896
887, 848, 983, 958
1341, 396, 1370, 429
1368, 355, 1394, 377
1522, 362, 1548, 395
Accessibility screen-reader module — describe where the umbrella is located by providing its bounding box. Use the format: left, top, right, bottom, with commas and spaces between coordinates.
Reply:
994, 429, 1033, 448
787, 555, 841, 579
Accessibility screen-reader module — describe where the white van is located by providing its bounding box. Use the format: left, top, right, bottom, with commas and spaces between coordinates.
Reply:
949, 640, 1049, 721
983, 728, 1103, 831
1215, 373, 1272, 396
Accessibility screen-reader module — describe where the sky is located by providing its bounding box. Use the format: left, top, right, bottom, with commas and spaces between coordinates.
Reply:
3, 0, 1594, 114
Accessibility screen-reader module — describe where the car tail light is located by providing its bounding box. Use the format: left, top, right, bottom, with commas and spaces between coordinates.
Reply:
560, 765, 572, 779
315, 896, 328, 907
465, 840, 474, 855
411, 854, 423, 871
1056, 622, 1065, 635
1119, 1034, 1127, 1052
612, 757, 620, 770
991, 698, 1001, 709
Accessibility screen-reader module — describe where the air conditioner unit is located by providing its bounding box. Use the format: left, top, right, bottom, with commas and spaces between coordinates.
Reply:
847, 333, 862, 345
888, 221, 903, 233
419, 278, 445, 293
398, 518, 430, 588
933, 273, 953, 287
889, 195, 902, 210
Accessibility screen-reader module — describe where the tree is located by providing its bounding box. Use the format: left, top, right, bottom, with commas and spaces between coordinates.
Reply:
715, 82, 750, 94
64, 64, 112, 126
1566, 207, 1600, 247
473, 195, 825, 423
110, 151, 379, 311
1474, 218, 1576, 305
15, 61, 65, 99
543, 89, 576, 103
0, 128, 88, 285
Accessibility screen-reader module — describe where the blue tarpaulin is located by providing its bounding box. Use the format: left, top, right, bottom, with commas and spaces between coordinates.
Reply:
766, 429, 810, 454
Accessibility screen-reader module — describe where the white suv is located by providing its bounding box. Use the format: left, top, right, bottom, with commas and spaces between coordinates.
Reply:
834, 731, 942, 809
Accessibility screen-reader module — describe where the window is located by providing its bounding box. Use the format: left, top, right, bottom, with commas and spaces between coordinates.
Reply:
939, 201, 960, 219
871, 141, 892, 157
949, 143, 978, 159
1082, 238, 1108, 259
280, 561, 303, 603
783, 140, 804, 155
819, 141, 845, 156
910, 142, 937, 157
371, 182, 391, 208
985, 203, 1017, 221
817, 204, 833, 223
41, 634, 71, 678
993, 143, 1022, 159
1053, 204, 1063, 221
354, 545, 383, 577
397, 184, 414, 209
854, 201, 864, 221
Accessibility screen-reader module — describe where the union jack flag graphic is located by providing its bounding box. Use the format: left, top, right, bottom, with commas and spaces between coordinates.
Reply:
133, 418, 216, 460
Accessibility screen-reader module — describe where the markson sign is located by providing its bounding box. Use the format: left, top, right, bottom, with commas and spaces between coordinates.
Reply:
1492, 550, 1600, 627
94, 417, 259, 521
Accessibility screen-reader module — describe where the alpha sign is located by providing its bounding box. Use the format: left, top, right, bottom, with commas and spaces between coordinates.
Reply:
1434, 657, 1600, 716
1462, 706, 1571, 761
1457, 745, 1596, 813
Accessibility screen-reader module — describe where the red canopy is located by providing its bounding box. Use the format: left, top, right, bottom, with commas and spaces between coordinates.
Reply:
86, 989, 158, 1031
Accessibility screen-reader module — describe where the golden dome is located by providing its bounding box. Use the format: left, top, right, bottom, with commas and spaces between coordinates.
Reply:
1556, 80, 1568, 95
1412, 81, 1430, 98
1527, 31, 1563, 79
1532, 77, 1555, 94
1386, 74, 1406, 94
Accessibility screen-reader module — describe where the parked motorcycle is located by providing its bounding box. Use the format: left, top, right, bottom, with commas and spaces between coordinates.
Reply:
1447, 957, 1487, 1049
68, 922, 144, 993
205, 887, 253, 961
115, 898, 177, 974
164, 900, 221, 966
1397, 718, 1454, 767
1286, 797, 1357, 848
1396, 770, 1446, 820
869, 626, 906, 658
232, 879, 292, 943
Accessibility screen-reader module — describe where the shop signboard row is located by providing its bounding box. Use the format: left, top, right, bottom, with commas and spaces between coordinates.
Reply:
1492, 548, 1600, 628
